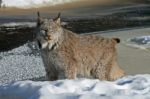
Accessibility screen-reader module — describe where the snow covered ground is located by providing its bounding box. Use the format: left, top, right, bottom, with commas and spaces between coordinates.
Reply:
0, 75, 150, 99
2, 0, 79, 8
126, 36, 150, 50
0, 42, 46, 85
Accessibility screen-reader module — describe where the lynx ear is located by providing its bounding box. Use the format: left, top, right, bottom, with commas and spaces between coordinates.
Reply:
37, 11, 40, 18
54, 12, 61, 25
37, 11, 44, 27
37, 11, 41, 26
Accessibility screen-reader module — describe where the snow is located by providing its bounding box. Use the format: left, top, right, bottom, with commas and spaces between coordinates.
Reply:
0, 42, 46, 85
2, 0, 79, 9
0, 22, 67, 28
0, 75, 150, 99
129, 36, 150, 45
126, 36, 150, 50
0, 22, 36, 27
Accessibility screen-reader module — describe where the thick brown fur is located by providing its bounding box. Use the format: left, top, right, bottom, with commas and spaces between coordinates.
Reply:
36, 13, 125, 81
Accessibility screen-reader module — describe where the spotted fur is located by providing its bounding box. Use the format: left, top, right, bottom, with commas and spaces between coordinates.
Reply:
35, 13, 125, 81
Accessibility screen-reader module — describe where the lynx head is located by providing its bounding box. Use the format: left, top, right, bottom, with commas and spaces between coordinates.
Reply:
36, 12, 63, 50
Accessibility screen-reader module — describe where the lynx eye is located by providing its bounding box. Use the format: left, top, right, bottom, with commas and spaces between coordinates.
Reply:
44, 29, 48, 32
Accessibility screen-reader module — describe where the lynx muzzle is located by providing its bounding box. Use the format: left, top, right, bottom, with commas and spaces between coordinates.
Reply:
37, 39, 48, 49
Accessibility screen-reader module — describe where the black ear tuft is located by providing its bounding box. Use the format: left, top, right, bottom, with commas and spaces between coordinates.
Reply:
54, 12, 61, 21
54, 12, 61, 25
57, 12, 61, 19
37, 11, 40, 17
37, 11, 41, 27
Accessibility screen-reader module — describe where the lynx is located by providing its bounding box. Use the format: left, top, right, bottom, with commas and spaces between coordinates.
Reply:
35, 12, 125, 81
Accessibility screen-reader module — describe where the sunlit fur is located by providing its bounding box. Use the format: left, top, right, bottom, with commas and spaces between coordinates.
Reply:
36, 14, 125, 81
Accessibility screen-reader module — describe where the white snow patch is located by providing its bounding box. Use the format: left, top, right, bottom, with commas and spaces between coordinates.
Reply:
0, 75, 150, 99
2, 0, 79, 9
125, 36, 150, 51
0, 22, 68, 29
0, 43, 46, 85
0, 22, 36, 27
130, 36, 150, 44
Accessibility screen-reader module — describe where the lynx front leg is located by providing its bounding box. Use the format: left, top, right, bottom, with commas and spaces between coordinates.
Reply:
65, 60, 77, 79
46, 70, 58, 81
45, 66, 59, 81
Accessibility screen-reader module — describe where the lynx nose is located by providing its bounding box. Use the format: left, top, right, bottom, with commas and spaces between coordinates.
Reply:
45, 35, 51, 40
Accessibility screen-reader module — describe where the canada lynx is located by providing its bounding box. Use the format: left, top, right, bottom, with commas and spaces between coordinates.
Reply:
35, 12, 125, 81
